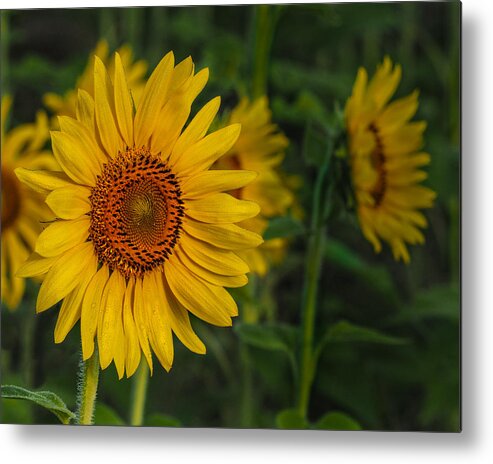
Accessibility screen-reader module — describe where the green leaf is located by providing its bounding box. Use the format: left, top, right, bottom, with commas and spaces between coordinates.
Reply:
314, 411, 362, 430
234, 323, 298, 353
317, 320, 408, 356
1, 385, 75, 424
276, 409, 309, 429
145, 413, 182, 427
263, 216, 305, 241
390, 284, 460, 324
326, 238, 366, 273
94, 403, 125, 426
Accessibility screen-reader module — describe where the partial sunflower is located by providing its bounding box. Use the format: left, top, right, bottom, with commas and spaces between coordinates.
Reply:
16, 52, 263, 378
217, 96, 294, 276
345, 57, 436, 263
44, 39, 147, 122
1, 96, 57, 310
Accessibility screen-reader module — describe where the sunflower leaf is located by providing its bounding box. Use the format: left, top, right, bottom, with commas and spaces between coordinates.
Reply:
263, 216, 306, 240
322, 320, 408, 346
145, 413, 182, 427
314, 411, 362, 431
234, 322, 298, 353
1, 384, 75, 424
276, 408, 309, 429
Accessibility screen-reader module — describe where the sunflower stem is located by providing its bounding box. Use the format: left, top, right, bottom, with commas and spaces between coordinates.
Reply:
1, 11, 10, 97
251, 5, 279, 99
76, 346, 100, 425
129, 357, 149, 426
297, 141, 332, 419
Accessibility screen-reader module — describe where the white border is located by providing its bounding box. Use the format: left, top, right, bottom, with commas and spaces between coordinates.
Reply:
2, 0, 493, 463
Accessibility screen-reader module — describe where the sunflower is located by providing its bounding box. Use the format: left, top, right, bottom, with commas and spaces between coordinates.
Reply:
1, 96, 57, 310
218, 96, 294, 276
345, 57, 436, 263
16, 52, 263, 378
43, 39, 147, 121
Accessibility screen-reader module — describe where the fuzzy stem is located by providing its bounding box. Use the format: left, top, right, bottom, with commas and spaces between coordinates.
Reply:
129, 357, 149, 426
76, 347, 100, 425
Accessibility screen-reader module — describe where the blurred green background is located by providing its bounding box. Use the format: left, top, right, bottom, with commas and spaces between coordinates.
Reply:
1, 2, 460, 431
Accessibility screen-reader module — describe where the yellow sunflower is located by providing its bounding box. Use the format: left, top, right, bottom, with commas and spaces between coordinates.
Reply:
43, 39, 147, 121
15, 52, 263, 378
218, 96, 294, 276
345, 57, 436, 263
1, 96, 58, 310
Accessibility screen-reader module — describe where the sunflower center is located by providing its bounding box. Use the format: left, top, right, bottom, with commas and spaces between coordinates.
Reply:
89, 147, 184, 278
368, 124, 387, 207
1, 167, 22, 232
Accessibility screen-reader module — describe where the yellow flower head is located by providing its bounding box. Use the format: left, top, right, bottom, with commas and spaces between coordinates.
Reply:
218, 96, 293, 276
1, 96, 57, 310
345, 57, 436, 263
43, 39, 147, 121
16, 52, 263, 378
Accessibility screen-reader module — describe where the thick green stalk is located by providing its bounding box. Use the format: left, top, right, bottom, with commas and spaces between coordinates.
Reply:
99, 8, 117, 50
129, 357, 149, 426
76, 347, 100, 425
297, 147, 332, 419
252, 5, 278, 98
1, 11, 10, 97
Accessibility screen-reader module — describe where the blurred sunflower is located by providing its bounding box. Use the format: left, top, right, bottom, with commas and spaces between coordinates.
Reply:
218, 96, 294, 276
345, 57, 436, 263
1, 96, 57, 310
16, 52, 262, 378
43, 39, 147, 122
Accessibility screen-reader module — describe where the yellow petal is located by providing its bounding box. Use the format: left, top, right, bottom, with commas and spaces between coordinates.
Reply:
36, 242, 94, 313
170, 96, 220, 163
133, 277, 153, 374
181, 170, 257, 199
76, 89, 96, 134
45, 185, 91, 219
94, 56, 123, 157
35, 216, 90, 258
175, 246, 248, 288
162, 278, 206, 355
173, 124, 241, 176
113, 52, 134, 147
142, 273, 173, 371
58, 116, 107, 165
54, 254, 97, 344
16, 253, 60, 278
123, 278, 141, 377
98, 270, 125, 371
185, 193, 260, 224
51, 131, 99, 186
183, 219, 263, 250
179, 232, 249, 276
134, 52, 175, 147
15, 168, 73, 195
81, 265, 110, 360
165, 254, 236, 326
150, 93, 191, 157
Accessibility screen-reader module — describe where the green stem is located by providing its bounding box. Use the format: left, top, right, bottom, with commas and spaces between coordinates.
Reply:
124, 7, 144, 58
76, 346, 100, 425
297, 144, 332, 419
99, 8, 118, 50
251, 5, 279, 98
1, 11, 10, 97
129, 357, 149, 426
239, 276, 258, 428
